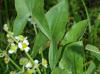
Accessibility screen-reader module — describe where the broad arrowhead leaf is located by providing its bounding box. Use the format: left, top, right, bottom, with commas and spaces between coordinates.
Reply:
49, 40, 58, 70
48, 0, 69, 70
46, 0, 69, 42
85, 61, 96, 74
25, 0, 34, 12
32, 0, 51, 39
51, 67, 68, 74
86, 44, 100, 61
61, 19, 88, 45
15, 0, 30, 16
49, 40, 63, 70
13, 0, 30, 35
31, 32, 48, 58
13, 0, 51, 39
59, 41, 84, 74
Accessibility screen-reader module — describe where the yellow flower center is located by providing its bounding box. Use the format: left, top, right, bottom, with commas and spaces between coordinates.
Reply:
42, 58, 47, 65
22, 43, 27, 48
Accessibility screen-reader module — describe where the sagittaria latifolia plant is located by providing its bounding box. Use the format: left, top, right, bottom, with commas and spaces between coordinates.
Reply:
0, 24, 48, 74
0, 0, 100, 74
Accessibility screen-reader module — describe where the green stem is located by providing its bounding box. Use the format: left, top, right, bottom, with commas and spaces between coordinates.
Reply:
40, 49, 43, 58
36, 68, 41, 74
43, 67, 46, 74
33, 23, 37, 35
25, 52, 34, 65
10, 34, 18, 43
6, 44, 10, 51
81, 0, 91, 33
9, 56, 21, 70
3, 41, 21, 70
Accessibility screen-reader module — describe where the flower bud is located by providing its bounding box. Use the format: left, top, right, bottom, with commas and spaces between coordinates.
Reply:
3, 24, 8, 31
4, 56, 9, 64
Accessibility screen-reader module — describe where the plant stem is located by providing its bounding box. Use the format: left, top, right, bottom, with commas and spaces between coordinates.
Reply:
36, 68, 41, 74
10, 34, 18, 43
4, 43, 21, 70
25, 52, 34, 65
43, 67, 46, 74
81, 0, 91, 33
33, 23, 37, 35
6, 44, 10, 51
9, 56, 21, 70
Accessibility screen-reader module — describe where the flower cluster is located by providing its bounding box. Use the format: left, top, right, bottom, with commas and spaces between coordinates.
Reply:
8, 43, 17, 54
23, 58, 48, 69
3, 24, 48, 74
16, 35, 30, 52
8, 35, 30, 54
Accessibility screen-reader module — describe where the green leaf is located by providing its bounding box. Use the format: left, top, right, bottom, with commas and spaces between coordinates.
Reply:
46, 0, 69, 42
51, 67, 68, 74
85, 61, 96, 74
13, 0, 30, 35
86, 44, 100, 61
25, 0, 34, 12
59, 41, 84, 74
48, 0, 69, 70
32, 0, 51, 39
13, 0, 51, 38
61, 19, 88, 45
49, 40, 63, 70
31, 32, 48, 58
49, 40, 57, 70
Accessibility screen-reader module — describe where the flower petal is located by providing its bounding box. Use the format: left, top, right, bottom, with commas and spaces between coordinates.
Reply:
24, 47, 30, 52
25, 62, 32, 68
18, 42, 22, 49
23, 39, 29, 45
34, 59, 39, 64
8, 50, 14, 54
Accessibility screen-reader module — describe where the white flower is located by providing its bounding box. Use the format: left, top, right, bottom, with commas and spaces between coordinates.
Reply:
34, 59, 39, 68
34, 59, 39, 64
8, 43, 17, 54
42, 58, 48, 68
25, 62, 32, 68
18, 39, 30, 52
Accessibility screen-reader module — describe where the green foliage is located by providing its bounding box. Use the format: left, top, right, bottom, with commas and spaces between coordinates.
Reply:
61, 19, 88, 45
85, 61, 96, 74
0, 0, 100, 74
13, 0, 30, 35
46, 0, 69, 42
59, 41, 84, 74
51, 67, 68, 74
86, 44, 100, 61
31, 32, 48, 57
